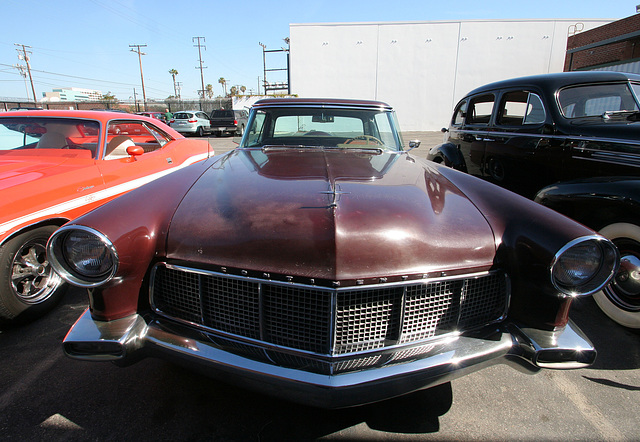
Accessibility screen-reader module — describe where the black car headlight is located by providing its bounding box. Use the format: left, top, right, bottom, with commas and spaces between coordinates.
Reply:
47, 226, 118, 287
551, 236, 619, 297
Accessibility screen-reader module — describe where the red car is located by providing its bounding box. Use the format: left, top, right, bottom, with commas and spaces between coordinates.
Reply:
0, 110, 211, 321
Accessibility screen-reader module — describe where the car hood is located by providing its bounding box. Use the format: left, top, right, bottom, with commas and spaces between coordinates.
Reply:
166, 149, 497, 281
0, 151, 88, 191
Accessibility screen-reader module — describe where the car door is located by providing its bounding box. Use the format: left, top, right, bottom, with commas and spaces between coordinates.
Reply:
95, 120, 198, 200
450, 93, 495, 177
483, 89, 563, 197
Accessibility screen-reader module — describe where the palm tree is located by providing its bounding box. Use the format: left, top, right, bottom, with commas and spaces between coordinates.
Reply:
240, 85, 246, 95
169, 69, 179, 98
218, 77, 227, 97
205, 84, 214, 99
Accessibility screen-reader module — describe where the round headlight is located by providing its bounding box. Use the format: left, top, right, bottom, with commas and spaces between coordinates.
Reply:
551, 236, 619, 296
47, 226, 118, 287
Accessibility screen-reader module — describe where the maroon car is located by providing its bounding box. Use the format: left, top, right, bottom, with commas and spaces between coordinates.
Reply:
48, 98, 617, 408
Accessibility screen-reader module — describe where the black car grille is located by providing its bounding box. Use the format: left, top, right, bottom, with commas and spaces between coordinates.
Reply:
151, 264, 508, 372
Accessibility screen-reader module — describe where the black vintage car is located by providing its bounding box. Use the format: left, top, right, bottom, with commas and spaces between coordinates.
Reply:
428, 71, 640, 328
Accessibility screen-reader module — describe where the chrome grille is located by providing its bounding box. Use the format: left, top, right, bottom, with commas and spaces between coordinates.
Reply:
151, 264, 508, 366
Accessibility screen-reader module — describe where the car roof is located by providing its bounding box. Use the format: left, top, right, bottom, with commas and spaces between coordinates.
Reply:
253, 97, 393, 110
465, 71, 640, 97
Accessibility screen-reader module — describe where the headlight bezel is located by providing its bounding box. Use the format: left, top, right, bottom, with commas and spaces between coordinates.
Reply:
551, 235, 619, 297
47, 225, 119, 288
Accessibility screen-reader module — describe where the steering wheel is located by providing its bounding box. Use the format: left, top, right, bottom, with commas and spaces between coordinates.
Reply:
344, 135, 383, 145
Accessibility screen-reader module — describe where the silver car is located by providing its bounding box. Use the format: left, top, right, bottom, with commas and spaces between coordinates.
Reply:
169, 110, 211, 136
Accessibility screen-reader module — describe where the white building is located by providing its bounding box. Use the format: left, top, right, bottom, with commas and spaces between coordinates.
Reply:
289, 19, 612, 131
42, 87, 103, 102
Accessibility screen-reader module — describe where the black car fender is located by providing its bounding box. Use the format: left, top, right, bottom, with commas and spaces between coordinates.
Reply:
427, 142, 467, 172
534, 177, 640, 231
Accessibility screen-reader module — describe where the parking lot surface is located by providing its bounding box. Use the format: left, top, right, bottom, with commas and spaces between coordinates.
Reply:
0, 133, 638, 441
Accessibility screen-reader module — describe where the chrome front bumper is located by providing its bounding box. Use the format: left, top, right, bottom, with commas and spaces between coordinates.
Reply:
63, 309, 596, 408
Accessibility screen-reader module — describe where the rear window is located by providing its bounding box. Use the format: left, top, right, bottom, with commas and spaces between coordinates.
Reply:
174, 113, 193, 119
212, 110, 234, 118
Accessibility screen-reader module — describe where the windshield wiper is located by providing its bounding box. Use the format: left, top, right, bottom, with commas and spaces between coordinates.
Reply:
602, 110, 640, 120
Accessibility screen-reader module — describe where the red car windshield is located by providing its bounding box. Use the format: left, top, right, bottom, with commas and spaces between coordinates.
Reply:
0, 117, 101, 158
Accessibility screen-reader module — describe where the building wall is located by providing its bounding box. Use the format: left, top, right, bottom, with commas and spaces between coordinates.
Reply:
290, 19, 611, 131
565, 14, 640, 72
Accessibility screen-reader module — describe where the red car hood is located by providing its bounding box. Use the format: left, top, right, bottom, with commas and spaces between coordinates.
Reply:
0, 150, 89, 191
166, 149, 497, 281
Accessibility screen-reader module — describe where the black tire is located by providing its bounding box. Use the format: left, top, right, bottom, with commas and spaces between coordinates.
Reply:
236, 125, 244, 137
0, 226, 66, 321
196, 126, 204, 137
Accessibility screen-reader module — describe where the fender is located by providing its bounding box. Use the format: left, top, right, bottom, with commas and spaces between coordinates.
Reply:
534, 177, 640, 230
427, 142, 467, 172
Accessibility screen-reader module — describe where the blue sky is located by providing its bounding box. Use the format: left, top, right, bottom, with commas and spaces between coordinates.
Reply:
0, 0, 637, 101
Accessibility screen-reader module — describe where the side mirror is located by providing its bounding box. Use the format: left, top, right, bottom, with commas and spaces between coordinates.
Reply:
408, 140, 421, 151
441, 127, 449, 133
126, 145, 145, 157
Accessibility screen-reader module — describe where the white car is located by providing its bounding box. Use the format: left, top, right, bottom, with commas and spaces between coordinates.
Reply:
169, 110, 211, 136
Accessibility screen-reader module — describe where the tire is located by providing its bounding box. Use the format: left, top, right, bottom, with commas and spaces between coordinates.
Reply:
236, 125, 244, 137
594, 223, 640, 328
196, 126, 204, 137
0, 226, 66, 321
487, 158, 506, 182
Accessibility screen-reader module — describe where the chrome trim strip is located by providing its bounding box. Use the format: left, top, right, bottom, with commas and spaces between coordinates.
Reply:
452, 128, 640, 148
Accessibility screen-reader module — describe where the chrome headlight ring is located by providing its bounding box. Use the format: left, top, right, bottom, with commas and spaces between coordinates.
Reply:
47, 225, 119, 288
551, 235, 619, 297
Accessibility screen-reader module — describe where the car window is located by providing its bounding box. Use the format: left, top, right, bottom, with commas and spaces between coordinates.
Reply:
174, 113, 192, 119
104, 121, 167, 160
0, 117, 100, 158
558, 83, 640, 118
497, 91, 546, 126
242, 107, 403, 150
452, 100, 467, 126
466, 94, 494, 125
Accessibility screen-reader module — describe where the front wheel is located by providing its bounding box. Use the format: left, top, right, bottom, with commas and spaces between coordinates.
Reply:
0, 226, 66, 321
594, 223, 640, 328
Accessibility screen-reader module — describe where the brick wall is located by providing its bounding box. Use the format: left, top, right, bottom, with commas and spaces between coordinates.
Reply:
565, 14, 640, 71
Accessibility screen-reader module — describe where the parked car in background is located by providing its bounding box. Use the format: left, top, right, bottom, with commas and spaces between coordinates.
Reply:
427, 71, 640, 328
48, 98, 617, 408
209, 109, 249, 136
136, 111, 167, 124
0, 110, 211, 322
169, 110, 211, 137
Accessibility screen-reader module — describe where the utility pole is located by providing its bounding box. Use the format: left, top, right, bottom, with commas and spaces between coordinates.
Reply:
14, 44, 37, 103
129, 44, 147, 111
193, 37, 207, 100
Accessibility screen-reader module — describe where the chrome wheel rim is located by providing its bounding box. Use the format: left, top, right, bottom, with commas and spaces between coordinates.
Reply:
10, 240, 61, 304
603, 238, 640, 312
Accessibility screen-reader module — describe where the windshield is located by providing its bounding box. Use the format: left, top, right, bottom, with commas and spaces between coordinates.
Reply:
558, 82, 640, 118
241, 106, 404, 151
0, 117, 100, 158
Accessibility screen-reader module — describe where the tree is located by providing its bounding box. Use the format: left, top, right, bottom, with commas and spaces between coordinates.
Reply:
102, 91, 117, 102
229, 86, 237, 96
205, 84, 214, 99
218, 77, 227, 97
169, 69, 179, 99
240, 85, 247, 95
